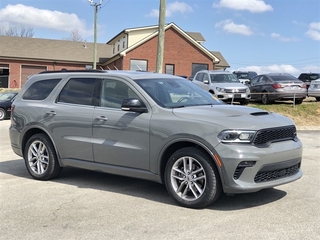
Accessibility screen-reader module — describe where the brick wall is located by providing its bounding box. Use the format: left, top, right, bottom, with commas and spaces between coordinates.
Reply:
123, 28, 215, 77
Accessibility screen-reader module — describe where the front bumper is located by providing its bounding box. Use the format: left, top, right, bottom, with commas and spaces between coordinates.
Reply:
215, 138, 303, 194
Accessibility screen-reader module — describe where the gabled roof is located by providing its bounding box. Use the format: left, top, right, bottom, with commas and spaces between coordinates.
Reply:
211, 51, 230, 68
186, 32, 205, 43
108, 22, 220, 64
0, 36, 111, 64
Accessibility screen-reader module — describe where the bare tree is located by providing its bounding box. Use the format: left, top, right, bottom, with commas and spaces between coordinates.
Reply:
63, 29, 84, 42
0, 25, 34, 37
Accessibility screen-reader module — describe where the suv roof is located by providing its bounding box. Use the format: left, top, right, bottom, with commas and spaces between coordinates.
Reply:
197, 70, 232, 74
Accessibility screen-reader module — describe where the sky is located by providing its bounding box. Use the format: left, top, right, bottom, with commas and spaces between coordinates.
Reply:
0, 0, 319, 77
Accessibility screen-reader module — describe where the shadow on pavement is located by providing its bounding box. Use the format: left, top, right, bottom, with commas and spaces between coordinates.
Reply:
0, 159, 287, 210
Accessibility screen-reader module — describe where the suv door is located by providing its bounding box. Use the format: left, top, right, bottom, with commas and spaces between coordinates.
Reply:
92, 78, 151, 170
193, 72, 210, 91
49, 77, 97, 162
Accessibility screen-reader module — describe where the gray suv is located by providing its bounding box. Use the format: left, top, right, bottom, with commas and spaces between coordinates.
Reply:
192, 70, 251, 105
9, 70, 302, 208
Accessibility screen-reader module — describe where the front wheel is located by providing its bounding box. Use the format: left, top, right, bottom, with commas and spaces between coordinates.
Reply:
24, 133, 62, 180
164, 147, 221, 208
0, 108, 6, 120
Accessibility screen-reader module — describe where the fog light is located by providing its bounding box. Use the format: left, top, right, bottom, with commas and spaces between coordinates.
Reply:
238, 161, 256, 167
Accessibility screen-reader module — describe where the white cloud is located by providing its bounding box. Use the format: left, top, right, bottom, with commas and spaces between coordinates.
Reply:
147, 1, 193, 17
305, 22, 320, 41
215, 20, 253, 35
213, 0, 273, 13
271, 33, 299, 42
0, 4, 89, 36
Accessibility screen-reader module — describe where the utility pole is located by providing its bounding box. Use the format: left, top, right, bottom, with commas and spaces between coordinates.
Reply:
156, 0, 166, 73
89, 0, 103, 69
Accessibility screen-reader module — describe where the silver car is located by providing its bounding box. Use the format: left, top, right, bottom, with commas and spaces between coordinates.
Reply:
308, 79, 320, 101
9, 70, 302, 208
192, 70, 251, 105
249, 73, 307, 104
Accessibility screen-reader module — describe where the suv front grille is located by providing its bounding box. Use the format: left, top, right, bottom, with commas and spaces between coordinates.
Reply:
254, 163, 300, 183
225, 89, 247, 93
253, 125, 297, 146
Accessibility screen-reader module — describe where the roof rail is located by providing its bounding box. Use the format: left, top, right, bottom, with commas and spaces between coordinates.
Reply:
39, 69, 106, 74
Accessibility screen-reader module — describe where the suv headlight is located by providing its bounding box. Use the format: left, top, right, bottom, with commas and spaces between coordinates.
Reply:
216, 87, 226, 93
218, 130, 256, 143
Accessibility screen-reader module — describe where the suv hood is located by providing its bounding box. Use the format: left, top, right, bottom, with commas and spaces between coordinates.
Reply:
172, 105, 294, 130
212, 83, 247, 88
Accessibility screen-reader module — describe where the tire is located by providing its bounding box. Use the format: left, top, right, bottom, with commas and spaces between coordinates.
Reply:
164, 147, 221, 208
261, 92, 271, 105
239, 100, 249, 105
24, 133, 62, 180
315, 97, 320, 102
0, 108, 6, 120
294, 99, 303, 105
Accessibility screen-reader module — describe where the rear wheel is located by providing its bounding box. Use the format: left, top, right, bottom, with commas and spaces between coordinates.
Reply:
0, 108, 6, 120
315, 97, 320, 102
164, 147, 221, 208
261, 92, 272, 104
294, 99, 303, 104
24, 133, 62, 180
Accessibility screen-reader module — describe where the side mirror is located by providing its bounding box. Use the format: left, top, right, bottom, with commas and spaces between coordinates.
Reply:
203, 80, 209, 84
121, 98, 148, 113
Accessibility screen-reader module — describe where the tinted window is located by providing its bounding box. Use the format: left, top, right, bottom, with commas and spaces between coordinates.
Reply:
100, 79, 140, 108
23, 79, 61, 100
58, 78, 96, 106
269, 75, 298, 81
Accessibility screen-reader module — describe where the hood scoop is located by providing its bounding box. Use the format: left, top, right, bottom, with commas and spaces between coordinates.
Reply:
250, 111, 270, 116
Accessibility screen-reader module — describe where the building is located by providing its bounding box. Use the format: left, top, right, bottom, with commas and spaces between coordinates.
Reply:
0, 22, 229, 88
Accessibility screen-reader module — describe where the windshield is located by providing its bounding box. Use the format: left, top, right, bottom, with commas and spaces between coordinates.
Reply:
210, 74, 240, 83
235, 73, 249, 79
269, 75, 299, 81
0, 92, 16, 101
136, 78, 224, 108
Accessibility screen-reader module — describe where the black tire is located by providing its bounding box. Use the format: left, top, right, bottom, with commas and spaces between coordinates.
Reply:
24, 133, 62, 180
239, 100, 249, 105
0, 108, 6, 120
294, 99, 303, 105
164, 147, 221, 209
261, 92, 271, 105
315, 97, 320, 102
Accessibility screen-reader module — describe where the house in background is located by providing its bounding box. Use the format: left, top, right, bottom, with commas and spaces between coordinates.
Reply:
0, 22, 229, 88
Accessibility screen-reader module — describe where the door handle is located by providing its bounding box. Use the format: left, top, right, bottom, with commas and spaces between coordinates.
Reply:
46, 111, 56, 116
96, 116, 108, 121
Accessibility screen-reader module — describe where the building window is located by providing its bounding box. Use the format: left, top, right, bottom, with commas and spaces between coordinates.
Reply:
113, 44, 115, 54
130, 60, 147, 71
165, 64, 174, 75
117, 40, 120, 51
191, 63, 208, 78
122, 36, 126, 49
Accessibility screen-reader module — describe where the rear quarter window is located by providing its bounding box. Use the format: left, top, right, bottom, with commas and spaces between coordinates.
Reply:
23, 78, 61, 100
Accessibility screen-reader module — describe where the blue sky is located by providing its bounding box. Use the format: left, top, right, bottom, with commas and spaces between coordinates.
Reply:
0, 0, 319, 77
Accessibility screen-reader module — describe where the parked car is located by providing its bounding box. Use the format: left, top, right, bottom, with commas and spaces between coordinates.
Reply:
192, 70, 251, 105
233, 71, 258, 84
248, 73, 307, 104
298, 73, 320, 89
0, 91, 18, 120
9, 70, 303, 208
307, 79, 320, 101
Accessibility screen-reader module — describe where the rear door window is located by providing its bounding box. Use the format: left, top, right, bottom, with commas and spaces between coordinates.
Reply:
58, 78, 97, 106
23, 78, 61, 100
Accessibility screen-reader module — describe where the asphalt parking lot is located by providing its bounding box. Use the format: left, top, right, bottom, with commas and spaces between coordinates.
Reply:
0, 120, 319, 240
